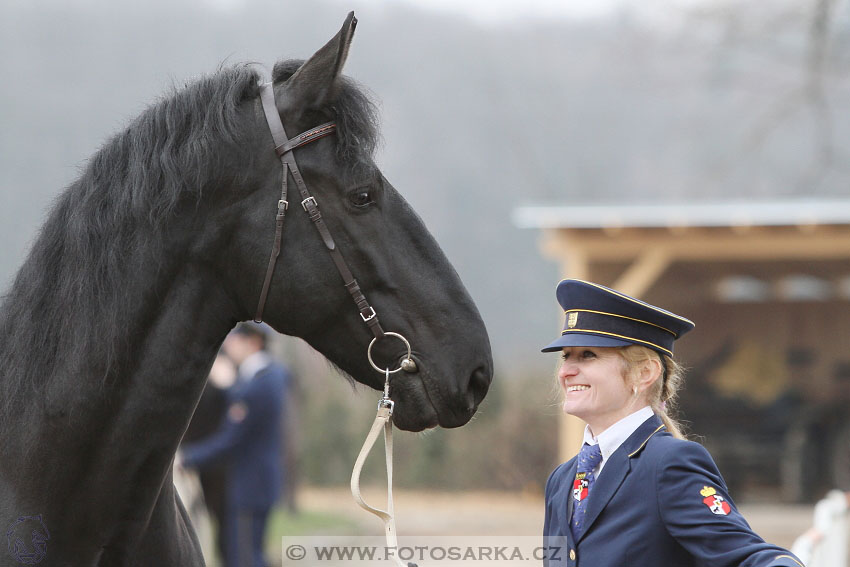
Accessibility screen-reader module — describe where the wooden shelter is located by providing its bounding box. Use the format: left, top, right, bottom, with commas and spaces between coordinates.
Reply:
514, 199, 850, 494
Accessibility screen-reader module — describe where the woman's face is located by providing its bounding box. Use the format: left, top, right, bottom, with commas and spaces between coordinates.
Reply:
558, 346, 635, 435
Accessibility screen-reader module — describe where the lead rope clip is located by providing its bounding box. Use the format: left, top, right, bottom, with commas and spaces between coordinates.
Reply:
379, 368, 395, 414
351, 333, 417, 567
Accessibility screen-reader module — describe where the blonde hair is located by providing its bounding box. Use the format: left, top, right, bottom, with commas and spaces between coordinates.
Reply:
617, 345, 686, 439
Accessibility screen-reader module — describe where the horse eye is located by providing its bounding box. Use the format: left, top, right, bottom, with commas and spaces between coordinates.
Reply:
349, 190, 374, 208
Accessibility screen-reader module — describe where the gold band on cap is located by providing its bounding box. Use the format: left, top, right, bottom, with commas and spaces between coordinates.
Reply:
564, 308, 678, 337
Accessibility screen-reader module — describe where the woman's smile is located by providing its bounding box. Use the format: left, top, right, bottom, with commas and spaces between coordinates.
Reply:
559, 346, 635, 435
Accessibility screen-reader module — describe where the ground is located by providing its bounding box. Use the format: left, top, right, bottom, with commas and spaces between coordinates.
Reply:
257, 487, 816, 565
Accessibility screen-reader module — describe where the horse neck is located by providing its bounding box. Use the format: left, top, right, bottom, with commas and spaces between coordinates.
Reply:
0, 67, 258, 421
0, 182, 237, 526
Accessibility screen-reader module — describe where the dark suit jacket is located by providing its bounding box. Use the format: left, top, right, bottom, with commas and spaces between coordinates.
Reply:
182, 362, 288, 511
543, 414, 804, 567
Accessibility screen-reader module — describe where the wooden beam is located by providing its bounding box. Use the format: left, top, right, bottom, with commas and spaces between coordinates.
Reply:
613, 247, 672, 297
542, 230, 587, 278
560, 228, 850, 263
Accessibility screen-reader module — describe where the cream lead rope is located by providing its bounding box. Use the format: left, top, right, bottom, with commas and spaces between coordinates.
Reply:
351, 333, 416, 567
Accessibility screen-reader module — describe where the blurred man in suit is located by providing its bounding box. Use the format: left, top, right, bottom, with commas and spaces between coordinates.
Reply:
180, 323, 289, 567
179, 353, 236, 561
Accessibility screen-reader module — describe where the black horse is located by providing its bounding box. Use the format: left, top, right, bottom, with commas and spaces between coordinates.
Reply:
0, 13, 492, 566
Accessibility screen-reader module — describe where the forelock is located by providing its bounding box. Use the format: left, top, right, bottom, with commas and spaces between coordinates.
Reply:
272, 59, 381, 172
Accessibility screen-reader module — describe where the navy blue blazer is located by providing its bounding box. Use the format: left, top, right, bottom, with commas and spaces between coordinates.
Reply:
182, 362, 288, 511
543, 415, 804, 567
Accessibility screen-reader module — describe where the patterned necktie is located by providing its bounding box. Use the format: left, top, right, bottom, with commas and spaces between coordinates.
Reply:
570, 442, 603, 540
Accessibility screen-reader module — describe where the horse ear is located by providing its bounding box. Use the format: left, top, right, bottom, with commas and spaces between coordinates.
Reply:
282, 11, 357, 110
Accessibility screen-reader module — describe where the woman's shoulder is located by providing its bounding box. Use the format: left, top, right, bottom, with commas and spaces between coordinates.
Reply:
644, 429, 685, 447
643, 431, 724, 478
548, 457, 576, 479
544, 457, 577, 496
645, 431, 712, 457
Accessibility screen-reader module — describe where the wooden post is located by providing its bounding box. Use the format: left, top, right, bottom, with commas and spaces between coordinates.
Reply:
543, 230, 589, 462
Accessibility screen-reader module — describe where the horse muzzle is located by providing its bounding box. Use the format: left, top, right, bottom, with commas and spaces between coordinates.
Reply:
389, 355, 491, 431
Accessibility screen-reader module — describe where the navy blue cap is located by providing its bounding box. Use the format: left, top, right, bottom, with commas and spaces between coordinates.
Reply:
541, 279, 695, 358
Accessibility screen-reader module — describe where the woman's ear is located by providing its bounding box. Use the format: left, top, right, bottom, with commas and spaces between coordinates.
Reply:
637, 357, 663, 393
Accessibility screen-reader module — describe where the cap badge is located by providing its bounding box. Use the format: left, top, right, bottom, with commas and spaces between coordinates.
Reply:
567, 312, 579, 329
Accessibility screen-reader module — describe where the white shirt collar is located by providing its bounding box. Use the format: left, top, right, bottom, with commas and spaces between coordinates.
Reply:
582, 406, 654, 476
238, 351, 272, 382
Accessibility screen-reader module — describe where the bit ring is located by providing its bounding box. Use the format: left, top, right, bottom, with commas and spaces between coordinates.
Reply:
367, 332, 413, 374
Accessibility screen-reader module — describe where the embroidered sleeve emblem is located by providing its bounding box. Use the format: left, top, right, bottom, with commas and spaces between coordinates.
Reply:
573, 472, 589, 502
700, 486, 731, 515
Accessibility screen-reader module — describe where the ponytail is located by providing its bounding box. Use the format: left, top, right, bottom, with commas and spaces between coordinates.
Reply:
618, 346, 687, 440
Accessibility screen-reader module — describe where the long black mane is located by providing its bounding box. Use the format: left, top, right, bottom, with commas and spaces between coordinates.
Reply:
0, 61, 379, 421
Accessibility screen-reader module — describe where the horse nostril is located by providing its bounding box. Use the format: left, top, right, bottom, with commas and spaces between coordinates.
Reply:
467, 365, 491, 412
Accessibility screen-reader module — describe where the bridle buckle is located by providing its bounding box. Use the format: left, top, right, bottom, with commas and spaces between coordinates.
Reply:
360, 307, 377, 322
301, 196, 317, 211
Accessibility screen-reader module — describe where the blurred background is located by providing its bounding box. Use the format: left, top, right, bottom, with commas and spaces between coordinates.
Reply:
3, 0, 850, 563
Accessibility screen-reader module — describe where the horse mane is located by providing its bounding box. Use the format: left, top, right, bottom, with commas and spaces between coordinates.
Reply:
0, 60, 380, 420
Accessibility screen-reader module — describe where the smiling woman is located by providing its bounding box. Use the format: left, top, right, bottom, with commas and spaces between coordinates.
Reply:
558, 346, 639, 434
540, 279, 803, 567
557, 344, 687, 439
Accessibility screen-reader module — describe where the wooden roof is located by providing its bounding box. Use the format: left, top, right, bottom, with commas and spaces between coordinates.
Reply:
513, 199, 850, 230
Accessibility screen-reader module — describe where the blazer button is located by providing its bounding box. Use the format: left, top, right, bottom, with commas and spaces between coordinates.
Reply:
569, 549, 576, 561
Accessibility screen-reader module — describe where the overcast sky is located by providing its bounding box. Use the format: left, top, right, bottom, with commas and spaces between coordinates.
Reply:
202, 0, 714, 26
337, 0, 731, 26
335, 0, 630, 23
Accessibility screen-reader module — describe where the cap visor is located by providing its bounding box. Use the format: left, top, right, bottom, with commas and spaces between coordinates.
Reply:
541, 332, 634, 353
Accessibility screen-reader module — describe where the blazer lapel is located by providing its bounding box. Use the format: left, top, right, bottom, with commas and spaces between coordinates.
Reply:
561, 459, 579, 537
577, 447, 631, 542
577, 414, 665, 542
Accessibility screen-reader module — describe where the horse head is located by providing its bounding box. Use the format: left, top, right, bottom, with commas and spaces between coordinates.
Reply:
217, 13, 492, 431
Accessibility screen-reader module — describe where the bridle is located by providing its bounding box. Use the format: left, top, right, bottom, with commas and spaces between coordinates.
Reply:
253, 71, 419, 371
253, 79, 382, 336
253, 70, 416, 566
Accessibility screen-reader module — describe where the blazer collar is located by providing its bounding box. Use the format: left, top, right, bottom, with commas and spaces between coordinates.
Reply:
623, 413, 665, 458
575, 414, 665, 542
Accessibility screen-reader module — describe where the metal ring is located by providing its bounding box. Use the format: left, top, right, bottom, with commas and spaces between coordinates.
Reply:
367, 332, 412, 374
